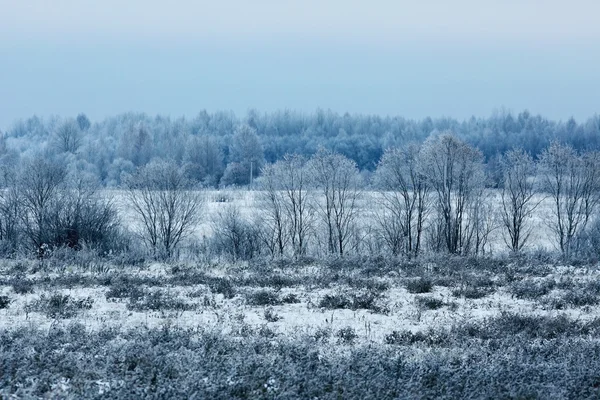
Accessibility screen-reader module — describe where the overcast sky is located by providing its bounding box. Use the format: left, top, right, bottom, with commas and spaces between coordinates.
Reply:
1, 0, 599, 130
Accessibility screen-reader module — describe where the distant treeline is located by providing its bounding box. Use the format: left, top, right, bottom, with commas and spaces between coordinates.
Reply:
1, 109, 599, 187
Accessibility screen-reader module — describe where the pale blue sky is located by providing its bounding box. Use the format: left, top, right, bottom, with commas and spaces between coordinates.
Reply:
1, 0, 599, 130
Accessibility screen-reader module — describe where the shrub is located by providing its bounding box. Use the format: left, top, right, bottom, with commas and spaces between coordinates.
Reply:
547, 289, 599, 309
344, 277, 390, 293
210, 206, 262, 261
313, 326, 332, 343
9, 262, 29, 275
587, 280, 600, 296
336, 326, 358, 345
126, 290, 193, 312
385, 330, 428, 345
405, 278, 433, 294
246, 289, 281, 306
415, 296, 446, 310
351, 291, 382, 312
456, 313, 596, 340
510, 278, 555, 300
3, 324, 600, 398
241, 272, 300, 289
11, 277, 34, 294
208, 277, 236, 299
258, 325, 277, 338
264, 307, 282, 322
319, 290, 387, 313
0, 295, 10, 309
282, 293, 300, 304
452, 286, 494, 299
105, 279, 144, 301
319, 293, 352, 310
27, 293, 93, 318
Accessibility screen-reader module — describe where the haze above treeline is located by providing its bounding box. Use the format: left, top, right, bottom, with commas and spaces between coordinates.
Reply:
2, 2, 600, 129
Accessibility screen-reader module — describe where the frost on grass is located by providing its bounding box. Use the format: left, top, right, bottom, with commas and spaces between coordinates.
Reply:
2, 257, 600, 398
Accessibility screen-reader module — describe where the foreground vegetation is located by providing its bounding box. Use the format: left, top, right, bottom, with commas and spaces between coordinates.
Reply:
2, 253, 600, 398
3, 319, 600, 399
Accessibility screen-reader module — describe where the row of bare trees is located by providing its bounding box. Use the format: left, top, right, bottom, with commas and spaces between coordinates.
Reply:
0, 132, 598, 261
258, 149, 363, 258
0, 157, 202, 260
256, 132, 600, 259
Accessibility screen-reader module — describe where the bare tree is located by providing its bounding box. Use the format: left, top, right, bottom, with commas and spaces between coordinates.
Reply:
49, 174, 120, 252
271, 154, 315, 257
0, 173, 21, 255
53, 119, 82, 154
125, 160, 203, 259
18, 158, 68, 254
15, 159, 120, 255
211, 205, 261, 261
307, 148, 362, 256
258, 163, 290, 256
464, 188, 499, 256
539, 142, 600, 258
374, 143, 430, 256
420, 132, 485, 255
500, 149, 541, 252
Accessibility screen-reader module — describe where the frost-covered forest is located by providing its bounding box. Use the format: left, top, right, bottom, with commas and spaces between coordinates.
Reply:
3, 109, 600, 187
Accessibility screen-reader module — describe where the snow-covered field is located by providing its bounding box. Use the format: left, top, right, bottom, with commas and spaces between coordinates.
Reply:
3, 253, 600, 397
2, 190, 599, 398
113, 188, 562, 255
1, 256, 599, 342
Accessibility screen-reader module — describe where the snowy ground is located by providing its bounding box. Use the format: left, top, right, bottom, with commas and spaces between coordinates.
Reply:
3, 256, 600, 398
2, 256, 599, 345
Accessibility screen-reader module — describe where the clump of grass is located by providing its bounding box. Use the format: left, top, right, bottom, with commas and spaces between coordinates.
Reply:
385, 330, 429, 345
415, 296, 446, 310
208, 277, 236, 299
264, 307, 282, 322
27, 293, 93, 318
318, 290, 387, 313
546, 289, 599, 309
452, 286, 494, 299
405, 278, 433, 294
510, 278, 555, 300
105, 280, 144, 301
11, 277, 34, 294
282, 293, 300, 304
127, 290, 193, 312
246, 289, 282, 306
319, 293, 351, 309
336, 326, 358, 345
258, 325, 277, 338
313, 326, 332, 343
0, 295, 11, 309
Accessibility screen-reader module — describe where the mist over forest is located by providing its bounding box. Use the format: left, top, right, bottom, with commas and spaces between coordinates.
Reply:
3, 109, 599, 188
